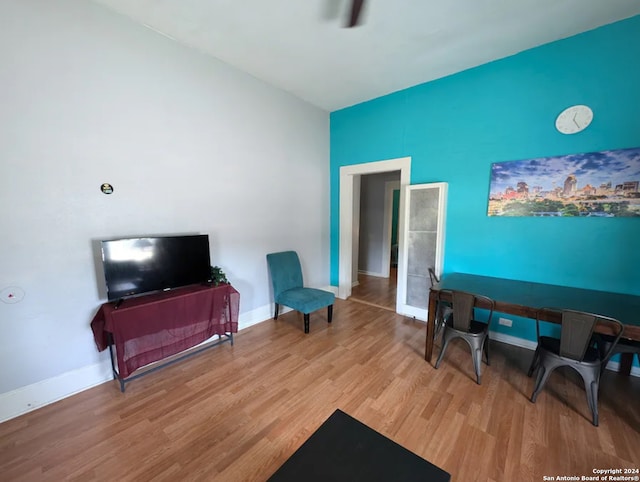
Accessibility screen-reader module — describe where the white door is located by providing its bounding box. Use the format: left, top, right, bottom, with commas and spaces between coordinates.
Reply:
396, 182, 447, 319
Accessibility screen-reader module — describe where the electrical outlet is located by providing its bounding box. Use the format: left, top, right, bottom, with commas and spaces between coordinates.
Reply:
498, 317, 513, 327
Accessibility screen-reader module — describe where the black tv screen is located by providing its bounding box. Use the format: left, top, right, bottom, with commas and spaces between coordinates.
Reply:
101, 235, 211, 302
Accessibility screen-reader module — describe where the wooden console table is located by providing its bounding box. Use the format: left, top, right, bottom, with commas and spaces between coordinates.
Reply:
91, 283, 239, 391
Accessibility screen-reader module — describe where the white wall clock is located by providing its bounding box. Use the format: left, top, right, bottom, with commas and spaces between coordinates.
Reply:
555, 104, 593, 134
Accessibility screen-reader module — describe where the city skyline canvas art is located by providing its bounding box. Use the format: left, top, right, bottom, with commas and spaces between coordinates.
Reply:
487, 146, 640, 217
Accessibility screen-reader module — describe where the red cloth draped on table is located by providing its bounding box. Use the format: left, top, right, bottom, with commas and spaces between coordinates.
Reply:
91, 284, 239, 378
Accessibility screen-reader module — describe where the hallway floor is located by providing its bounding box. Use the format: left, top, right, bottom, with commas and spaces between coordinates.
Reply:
349, 267, 397, 311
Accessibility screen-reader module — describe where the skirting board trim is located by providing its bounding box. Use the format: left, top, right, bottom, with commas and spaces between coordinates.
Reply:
3, 294, 632, 423
357, 270, 387, 278
489, 330, 538, 351
0, 288, 338, 423
0, 361, 113, 423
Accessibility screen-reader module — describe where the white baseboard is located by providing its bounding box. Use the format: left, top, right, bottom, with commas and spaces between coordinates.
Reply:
358, 270, 386, 278
0, 361, 113, 423
0, 302, 290, 423
604, 359, 640, 376
400, 306, 427, 321
237, 303, 287, 331
3, 303, 634, 423
323, 285, 340, 296
489, 330, 538, 351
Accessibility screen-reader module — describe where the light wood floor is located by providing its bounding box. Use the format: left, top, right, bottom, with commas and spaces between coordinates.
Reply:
349, 268, 397, 311
1, 299, 639, 481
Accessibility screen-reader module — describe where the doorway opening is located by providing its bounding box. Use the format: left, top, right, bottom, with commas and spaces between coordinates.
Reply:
338, 157, 411, 314
349, 174, 400, 311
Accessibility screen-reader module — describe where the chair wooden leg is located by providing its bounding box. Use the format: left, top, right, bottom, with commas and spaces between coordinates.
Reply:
273, 303, 279, 320
304, 313, 310, 334
328, 305, 333, 323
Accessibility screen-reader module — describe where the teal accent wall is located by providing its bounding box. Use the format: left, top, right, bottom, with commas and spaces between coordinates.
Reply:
391, 189, 400, 246
330, 16, 640, 343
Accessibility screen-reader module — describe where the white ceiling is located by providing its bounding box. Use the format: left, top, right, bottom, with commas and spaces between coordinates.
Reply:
93, 0, 640, 111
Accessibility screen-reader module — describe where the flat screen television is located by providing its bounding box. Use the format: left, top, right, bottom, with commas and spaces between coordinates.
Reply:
101, 234, 211, 302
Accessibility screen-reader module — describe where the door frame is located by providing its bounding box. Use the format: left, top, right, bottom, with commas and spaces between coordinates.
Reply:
338, 157, 411, 309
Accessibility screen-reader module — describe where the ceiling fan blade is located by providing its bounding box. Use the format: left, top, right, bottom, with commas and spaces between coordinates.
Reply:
347, 0, 364, 27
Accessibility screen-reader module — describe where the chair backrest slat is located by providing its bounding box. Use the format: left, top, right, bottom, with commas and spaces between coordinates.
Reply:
451, 291, 475, 331
536, 308, 624, 362
560, 311, 597, 360
437, 290, 495, 332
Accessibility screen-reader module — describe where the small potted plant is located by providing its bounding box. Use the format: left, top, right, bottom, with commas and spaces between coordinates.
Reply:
209, 266, 229, 286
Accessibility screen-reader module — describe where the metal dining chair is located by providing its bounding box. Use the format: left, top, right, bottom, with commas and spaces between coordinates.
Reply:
528, 308, 624, 426
434, 290, 495, 384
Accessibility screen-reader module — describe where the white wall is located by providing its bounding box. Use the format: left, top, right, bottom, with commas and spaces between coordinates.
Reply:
0, 0, 329, 405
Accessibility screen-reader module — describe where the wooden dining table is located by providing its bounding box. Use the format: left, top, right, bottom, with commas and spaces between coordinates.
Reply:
424, 273, 640, 369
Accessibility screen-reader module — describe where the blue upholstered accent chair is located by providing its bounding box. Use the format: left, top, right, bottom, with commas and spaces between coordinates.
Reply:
266, 251, 335, 334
